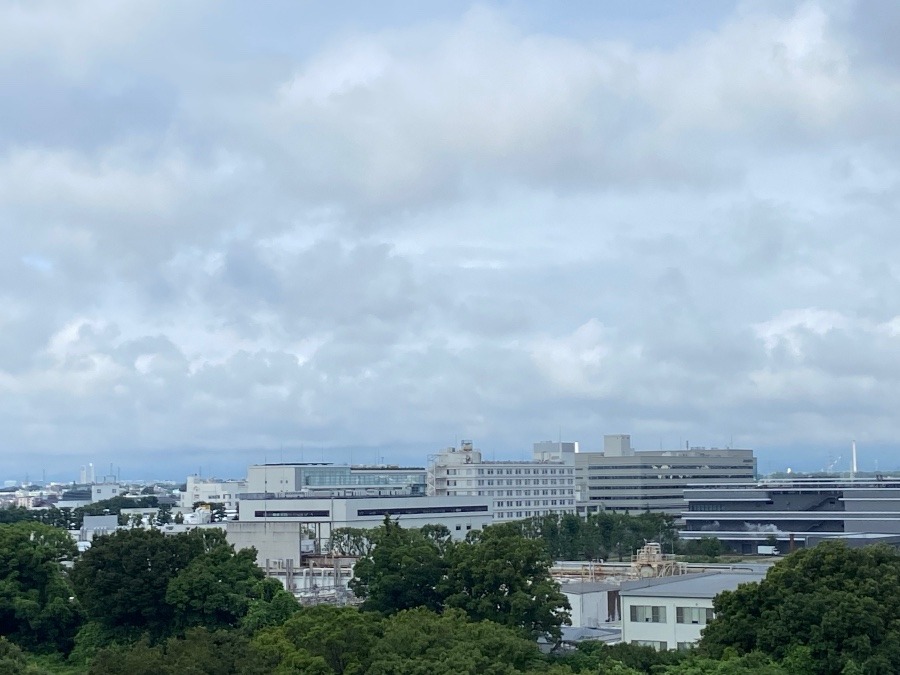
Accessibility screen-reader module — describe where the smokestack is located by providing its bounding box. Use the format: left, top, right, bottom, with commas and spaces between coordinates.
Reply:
852, 440, 858, 479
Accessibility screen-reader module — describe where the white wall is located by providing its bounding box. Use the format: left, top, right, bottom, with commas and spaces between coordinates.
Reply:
621, 595, 714, 650
563, 590, 614, 628
182, 476, 247, 510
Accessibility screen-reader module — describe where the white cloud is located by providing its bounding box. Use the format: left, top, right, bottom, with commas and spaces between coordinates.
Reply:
1, 1, 900, 477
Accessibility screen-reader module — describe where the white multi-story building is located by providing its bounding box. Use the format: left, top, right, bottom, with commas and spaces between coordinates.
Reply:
427, 441, 577, 522
180, 475, 248, 512
620, 572, 765, 650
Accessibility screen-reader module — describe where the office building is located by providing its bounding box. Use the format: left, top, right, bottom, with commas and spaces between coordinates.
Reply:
246, 463, 427, 497
427, 440, 577, 522
575, 435, 756, 516
680, 477, 900, 553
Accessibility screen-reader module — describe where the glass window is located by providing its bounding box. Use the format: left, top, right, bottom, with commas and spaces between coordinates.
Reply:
630, 605, 667, 623
676, 607, 714, 625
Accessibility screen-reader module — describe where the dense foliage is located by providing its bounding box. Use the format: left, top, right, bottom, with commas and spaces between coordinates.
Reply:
700, 541, 900, 674
1, 513, 895, 674
351, 517, 570, 639
495, 511, 678, 561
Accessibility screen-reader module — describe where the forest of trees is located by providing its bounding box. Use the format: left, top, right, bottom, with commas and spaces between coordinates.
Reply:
0, 512, 895, 674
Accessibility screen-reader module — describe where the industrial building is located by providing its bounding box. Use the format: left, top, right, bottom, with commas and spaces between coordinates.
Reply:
180, 475, 247, 512
575, 435, 757, 516
246, 463, 427, 497
426, 440, 577, 522
680, 477, 900, 553
620, 571, 765, 650
227, 491, 494, 597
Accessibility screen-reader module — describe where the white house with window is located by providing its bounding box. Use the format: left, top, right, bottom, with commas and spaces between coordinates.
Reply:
620, 572, 765, 651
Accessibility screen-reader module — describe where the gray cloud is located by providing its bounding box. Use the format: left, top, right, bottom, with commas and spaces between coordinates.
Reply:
1, 1, 900, 479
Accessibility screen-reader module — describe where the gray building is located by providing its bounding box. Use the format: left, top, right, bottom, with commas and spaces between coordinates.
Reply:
576, 435, 756, 517
680, 477, 900, 553
246, 463, 427, 497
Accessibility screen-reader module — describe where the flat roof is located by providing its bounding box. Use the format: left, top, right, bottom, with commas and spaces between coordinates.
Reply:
560, 581, 619, 594
620, 572, 765, 599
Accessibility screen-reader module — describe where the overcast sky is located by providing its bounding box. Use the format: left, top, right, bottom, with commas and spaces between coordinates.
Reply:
2, 1, 900, 481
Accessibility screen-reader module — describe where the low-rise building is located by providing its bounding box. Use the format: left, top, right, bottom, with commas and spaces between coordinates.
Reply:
229, 493, 493, 567
560, 581, 621, 628
620, 572, 765, 650
91, 483, 123, 503
180, 475, 248, 512
246, 463, 427, 497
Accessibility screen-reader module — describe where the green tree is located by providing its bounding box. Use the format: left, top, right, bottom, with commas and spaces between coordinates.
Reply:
663, 651, 787, 674
0, 522, 83, 653
440, 525, 570, 640
165, 544, 264, 630
350, 517, 447, 614
330, 527, 376, 557
253, 605, 381, 674
366, 608, 559, 675
0, 636, 49, 674
240, 578, 300, 633
71, 528, 202, 638
700, 542, 900, 674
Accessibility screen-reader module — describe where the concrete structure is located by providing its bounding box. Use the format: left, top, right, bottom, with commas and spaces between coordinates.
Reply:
246, 463, 427, 497
620, 572, 765, 650
681, 477, 900, 553
230, 493, 493, 565
91, 483, 123, 503
181, 475, 247, 512
560, 582, 621, 628
427, 441, 576, 522
575, 435, 756, 517
79, 514, 119, 541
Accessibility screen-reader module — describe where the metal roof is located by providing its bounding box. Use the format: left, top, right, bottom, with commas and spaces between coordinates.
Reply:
620, 572, 765, 599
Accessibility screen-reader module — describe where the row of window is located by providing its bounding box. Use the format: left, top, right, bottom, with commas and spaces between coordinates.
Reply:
474, 490, 574, 497
629, 605, 714, 625
585, 473, 753, 481
493, 499, 566, 507
584, 464, 751, 471
495, 509, 559, 519
445, 468, 574, 476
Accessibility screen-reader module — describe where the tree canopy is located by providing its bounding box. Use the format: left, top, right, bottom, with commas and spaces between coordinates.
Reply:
350, 518, 570, 639
700, 541, 900, 674
0, 522, 82, 653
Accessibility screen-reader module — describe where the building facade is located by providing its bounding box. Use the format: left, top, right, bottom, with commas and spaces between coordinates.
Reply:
228, 493, 493, 565
427, 441, 577, 522
246, 463, 427, 497
576, 435, 757, 517
620, 572, 765, 650
680, 477, 900, 553
181, 475, 248, 512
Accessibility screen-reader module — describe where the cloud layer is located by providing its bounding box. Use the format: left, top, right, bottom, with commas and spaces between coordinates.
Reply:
2, 1, 900, 479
